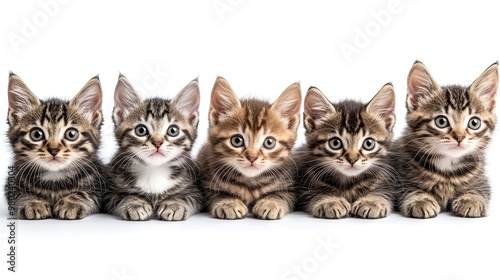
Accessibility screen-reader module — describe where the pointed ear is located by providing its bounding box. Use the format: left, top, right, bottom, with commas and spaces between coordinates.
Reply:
303, 87, 335, 131
172, 78, 200, 127
209, 77, 241, 126
271, 83, 302, 131
113, 74, 142, 125
367, 83, 396, 130
70, 76, 102, 126
469, 62, 498, 111
7, 73, 40, 125
407, 61, 441, 111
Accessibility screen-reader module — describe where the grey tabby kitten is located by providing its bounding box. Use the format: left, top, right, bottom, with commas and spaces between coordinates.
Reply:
295, 84, 397, 219
198, 77, 302, 220
394, 61, 498, 218
5, 73, 105, 219
104, 75, 202, 221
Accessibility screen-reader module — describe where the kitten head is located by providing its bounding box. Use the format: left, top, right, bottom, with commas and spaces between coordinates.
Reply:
7, 73, 103, 173
406, 61, 498, 159
303, 84, 395, 177
112, 74, 200, 166
208, 77, 301, 178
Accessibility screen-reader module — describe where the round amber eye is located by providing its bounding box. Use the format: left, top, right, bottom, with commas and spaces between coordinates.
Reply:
328, 137, 343, 150
230, 135, 244, 148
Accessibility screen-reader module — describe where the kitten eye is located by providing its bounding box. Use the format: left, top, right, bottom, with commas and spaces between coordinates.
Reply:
362, 138, 376, 151
65, 128, 79, 141
328, 137, 343, 150
30, 128, 44, 142
434, 116, 449, 128
468, 117, 481, 130
263, 137, 276, 149
167, 125, 180, 137
135, 125, 149, 137
230, 135, 245, 148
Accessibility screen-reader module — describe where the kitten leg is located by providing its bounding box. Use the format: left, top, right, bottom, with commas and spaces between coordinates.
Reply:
16, 194, 52, 220
157, 198, 199, 221
210, 196, 248, 220
112, 195, 153, 221
54, 191, 99, 220
253, 192, 294, 220
400, 191, 440, 218
352, 194, 391, 219
309, 195, 351, 219
451, 193, 488, 218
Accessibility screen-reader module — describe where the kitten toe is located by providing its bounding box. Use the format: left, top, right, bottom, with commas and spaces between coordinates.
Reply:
253, 198, 288, 220
17, 200, 52, 220
451, 194, 487, 218
54, 198, 89, 220
157, 201, 191, 221
402, 194, 440, 218
352, 196, 391, 219
311, 197, 351, 219
115, 197, 153, 221
211, 199, 248, 219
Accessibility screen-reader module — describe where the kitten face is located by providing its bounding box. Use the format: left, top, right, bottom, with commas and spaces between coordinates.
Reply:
406, 61, 498, 160
113, 75, 199, 167
208, 77, 301, 178
7, 74, 102, 175
303, 84, 395, 177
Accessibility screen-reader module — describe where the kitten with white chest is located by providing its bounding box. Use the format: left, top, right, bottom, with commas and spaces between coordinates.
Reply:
5, 73, 105, 219
393, 61, 498, 218
104, 75, 203, 221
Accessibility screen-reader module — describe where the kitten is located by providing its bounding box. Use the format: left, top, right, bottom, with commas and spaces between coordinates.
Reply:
394, 61, 498, 218
198, 77, 301, 220
104, 75, 202, 221
5, 73, 105, 220
295, 84, 397, 219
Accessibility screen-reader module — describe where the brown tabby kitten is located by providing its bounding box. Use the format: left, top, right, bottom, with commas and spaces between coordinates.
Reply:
198, 77, 301, 220
104, 75, 202, 221
295, 84, 396, 219
394, 61, 498, 218
5, 73, 105, 219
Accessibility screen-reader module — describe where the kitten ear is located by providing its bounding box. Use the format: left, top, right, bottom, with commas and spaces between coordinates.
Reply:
469, 62, 498, 111
271, 83, 302, 131
172, 78, 200, 126
366, 83, 396, 130
209, 77, 241, 126
113, 74, 142, 125
407, 61, 441, 111
70, 76, 103, 126
303, 87, 335, 131
7, 73, 40, 125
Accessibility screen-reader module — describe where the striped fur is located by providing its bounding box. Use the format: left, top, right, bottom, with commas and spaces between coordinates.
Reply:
103, 75, 202, 221
198, 77, 301, 220
393, 61, 498, 218
295, 84, 397, 219
5, 74, 105, 220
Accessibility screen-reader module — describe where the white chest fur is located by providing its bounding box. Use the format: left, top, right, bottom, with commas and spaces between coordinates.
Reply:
132, 165, 178, 194
433, 156, 459, 171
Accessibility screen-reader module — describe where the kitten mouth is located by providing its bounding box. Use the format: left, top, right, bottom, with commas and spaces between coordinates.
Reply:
150, 150, 165, 157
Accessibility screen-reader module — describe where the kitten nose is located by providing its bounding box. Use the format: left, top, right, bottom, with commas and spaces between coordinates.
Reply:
346, 156, 359, 166
453, 134, 465, 144
48, 147, 60, 157
151, 135, 164, 149
246, 156, 258, 163
152, 141, 163, 149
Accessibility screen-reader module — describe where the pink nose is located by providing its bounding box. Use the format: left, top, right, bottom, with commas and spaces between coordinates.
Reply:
246, 156, 258, 163
152, 141, 163, 149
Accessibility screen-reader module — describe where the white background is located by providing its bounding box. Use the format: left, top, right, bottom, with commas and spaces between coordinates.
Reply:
1, 1, 499, 279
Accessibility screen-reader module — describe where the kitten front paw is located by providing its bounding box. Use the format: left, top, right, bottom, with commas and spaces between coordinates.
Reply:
118, 199, 153, 221
402, 194, 440, 218
54, 196, 90, 220
253, 198, 288, 220
211, 199, 248, 219
157, 201, 191, 221
311, 197, 351, 219
17, 200, 52, 220
451, 194, 487, 218
352, 196, 391, 219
